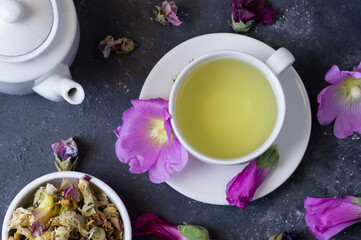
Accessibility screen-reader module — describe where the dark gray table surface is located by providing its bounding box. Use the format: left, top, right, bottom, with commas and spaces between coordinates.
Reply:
1, 0, 361, 239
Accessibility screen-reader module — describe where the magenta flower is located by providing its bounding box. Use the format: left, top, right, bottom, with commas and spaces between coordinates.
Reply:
226, 145, 279, 209
317, 63, 361, 138
304, 196, 361, 240
114, 98, 188, 183
151, 1, 182, 26
132, 213, 210, 240
229, 0, 276, 32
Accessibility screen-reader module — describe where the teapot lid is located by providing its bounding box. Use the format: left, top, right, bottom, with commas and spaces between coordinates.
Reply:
0, 0, 58, 62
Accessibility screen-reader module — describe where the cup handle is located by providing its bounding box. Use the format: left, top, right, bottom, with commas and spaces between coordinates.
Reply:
265, 47, 295, 76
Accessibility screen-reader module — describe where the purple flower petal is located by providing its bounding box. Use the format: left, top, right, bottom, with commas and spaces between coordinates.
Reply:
51, 138, 78, 161
226, 159, 270, 209
132, 213, 184, 239
249, 0, 276, 24
165, 12, 182, 26
82, 175, 92, 181
305, 196, 361, 240
325, 65, 361, 84
110, 217, 123, 232
148, 136, 188, 183
31, 221, 48, 237
162, 1, 172, 15
317, 86, 339, 125
169, 1, 178, 13
333, 102, 361, 138
114, 98, 188, 183
161, 1, 182, 26
64, 185, 81, 202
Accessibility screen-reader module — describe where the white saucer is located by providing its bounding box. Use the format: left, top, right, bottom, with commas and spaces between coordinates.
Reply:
140, 33, 311, 205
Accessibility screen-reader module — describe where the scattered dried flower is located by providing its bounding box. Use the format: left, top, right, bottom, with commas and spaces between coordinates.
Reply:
132, 213, 210, 240
52, 138, 78, 172
317, 63, 361, 138
114, 98, 188, 183
269, 231, 299, 240
99, 35, 135, 58
229, 0, 276, 32
151, 1, 182, 26
305, 196, 361, 240
226, 145, 279, 209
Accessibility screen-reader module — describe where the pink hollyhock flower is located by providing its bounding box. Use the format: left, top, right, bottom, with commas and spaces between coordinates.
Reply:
229, 0, 276, 32
132, 213, 210, 240
317, 63, 361, 138
304, 196, 361, 240
151, 1, 182, 26
226, 145, 279, 209
114, 98, 188, 183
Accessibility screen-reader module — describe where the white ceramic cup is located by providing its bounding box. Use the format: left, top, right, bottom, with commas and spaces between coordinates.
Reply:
169, 48, 295, 165
2, 171, 132, 240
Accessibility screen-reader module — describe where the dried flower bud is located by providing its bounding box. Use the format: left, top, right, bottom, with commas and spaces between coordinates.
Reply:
52, 138, 78, 172
99, 36, 135, 58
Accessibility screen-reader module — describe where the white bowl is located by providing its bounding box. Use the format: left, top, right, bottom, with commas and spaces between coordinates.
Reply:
2, 171, 132, 240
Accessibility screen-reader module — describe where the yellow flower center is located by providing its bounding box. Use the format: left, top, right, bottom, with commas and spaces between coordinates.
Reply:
350, 86, 361, 99
150, 119, 168, 145
339, 76, 361, 99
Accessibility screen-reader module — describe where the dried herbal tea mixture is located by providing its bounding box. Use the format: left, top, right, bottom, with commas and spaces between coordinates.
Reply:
8, 176, 124, 240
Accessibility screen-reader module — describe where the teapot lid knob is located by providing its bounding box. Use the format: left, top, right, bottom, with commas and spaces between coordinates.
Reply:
0, 0, 24, 23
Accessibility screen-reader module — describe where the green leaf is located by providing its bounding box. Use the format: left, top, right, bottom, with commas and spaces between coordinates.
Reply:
352, 198, 361, 205
256, 145, 280, 169
178, 223, 210, 240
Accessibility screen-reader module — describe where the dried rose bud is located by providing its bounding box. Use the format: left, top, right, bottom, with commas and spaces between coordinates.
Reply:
51, 138, 78, 172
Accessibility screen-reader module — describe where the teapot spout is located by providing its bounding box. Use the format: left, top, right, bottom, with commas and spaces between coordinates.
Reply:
33, 64, 85, 105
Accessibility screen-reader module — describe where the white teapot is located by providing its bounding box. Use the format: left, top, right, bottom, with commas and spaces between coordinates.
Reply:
0, 0, 84, 104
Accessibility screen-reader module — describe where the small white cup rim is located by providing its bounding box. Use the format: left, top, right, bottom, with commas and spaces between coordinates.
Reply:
2, 171, 132, 240
169, 50, 286, 165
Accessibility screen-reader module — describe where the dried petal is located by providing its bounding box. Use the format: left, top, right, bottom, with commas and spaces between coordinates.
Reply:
54, 226, 68, 240
8, 207, 35, 230
78, 178, 96, 217
93, 210, 107, 226
89, 226, 106, 240
60, 177, 72, 190
64, 185, 82, 202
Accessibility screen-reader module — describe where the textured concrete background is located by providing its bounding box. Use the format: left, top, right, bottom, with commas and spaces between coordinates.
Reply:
1, 0, 361, 239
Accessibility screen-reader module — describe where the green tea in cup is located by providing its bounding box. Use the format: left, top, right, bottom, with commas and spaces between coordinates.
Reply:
174, 58, 277, 159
